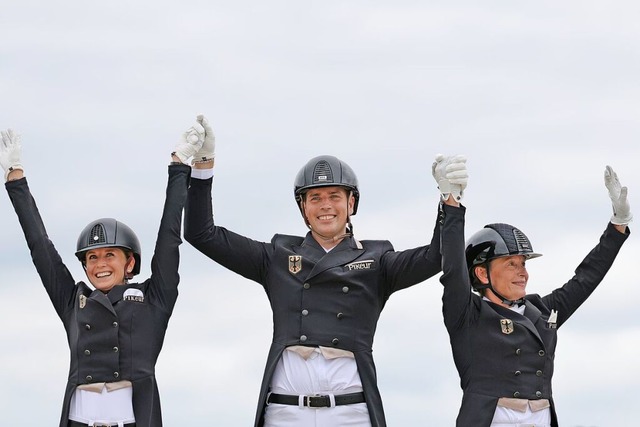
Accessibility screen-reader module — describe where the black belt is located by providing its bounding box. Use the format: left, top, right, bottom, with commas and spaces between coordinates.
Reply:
68, 421, 136, 427
267, 391, 366, 408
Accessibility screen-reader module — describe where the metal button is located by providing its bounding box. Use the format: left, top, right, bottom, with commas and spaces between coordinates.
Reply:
113, 347, 119, 353
536, 391, 542, 398
302, 309, 309, 316
112, 322, 118, 328
300, 335, 307, 342
342, 286, 349, 293
538, 350, 545, 357
515, 348, 521, 355
86, 375, 93, 382
514, 370, 521, 376
336, 312, 344, 319
84, 349, 91, 356
332, 338, 339, 345
85, 324, 91, 330
303, 283, 310, 290
536, 370, 543, 377
114, 372, 120, 379
513, 391, 520, 398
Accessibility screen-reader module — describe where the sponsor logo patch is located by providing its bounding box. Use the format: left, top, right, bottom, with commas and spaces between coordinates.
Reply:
123, 288, 145, 303
345, 259, 374, 271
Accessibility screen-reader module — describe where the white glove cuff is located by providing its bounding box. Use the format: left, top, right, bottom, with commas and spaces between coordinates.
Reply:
611, 213, 633, 225
4, 164, 23, 181
193, 153, 215, 163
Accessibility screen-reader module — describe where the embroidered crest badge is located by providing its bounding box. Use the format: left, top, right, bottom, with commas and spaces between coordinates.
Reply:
288, 255, 302, 274
79, 294, 87, 309
500, 318, 514, 335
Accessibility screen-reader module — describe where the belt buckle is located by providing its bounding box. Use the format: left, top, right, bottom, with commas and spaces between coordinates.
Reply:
306, 394, 330, 408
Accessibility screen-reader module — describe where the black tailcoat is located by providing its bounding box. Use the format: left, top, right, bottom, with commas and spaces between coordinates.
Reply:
184, 176, 442, 427
6, 164, 191, 427
439, 204, 628, 427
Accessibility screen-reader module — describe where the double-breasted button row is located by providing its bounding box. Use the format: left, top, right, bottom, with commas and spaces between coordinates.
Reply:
512, 391, 543, 398
300, 309, 344, 319
85, 372, 119, 382
515, 348, 546, 357
298, 335, 340, 345
85, 322, 118, 330
302, 283, 350, 293
513, 370, 543, 377
84, 347, 119, 355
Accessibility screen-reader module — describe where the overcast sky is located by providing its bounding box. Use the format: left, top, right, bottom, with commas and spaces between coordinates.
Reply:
1, 1, 639, 426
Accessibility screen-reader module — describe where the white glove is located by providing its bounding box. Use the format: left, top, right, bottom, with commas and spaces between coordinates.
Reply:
604, 165, 632, 225
173, 119, 206, 163
0, 129, 24, 181
192, 114, 215, 163
432, 154, 468, 201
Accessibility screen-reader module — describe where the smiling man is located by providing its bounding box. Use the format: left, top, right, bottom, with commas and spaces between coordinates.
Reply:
183, 117, 469, 427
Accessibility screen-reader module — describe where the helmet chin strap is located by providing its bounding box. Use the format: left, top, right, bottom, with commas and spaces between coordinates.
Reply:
485, 267, 525, 307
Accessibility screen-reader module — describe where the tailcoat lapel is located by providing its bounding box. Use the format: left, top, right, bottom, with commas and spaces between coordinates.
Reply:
295, 233, 365, 282
88, 289, 117, 316
492, 302, 544, 344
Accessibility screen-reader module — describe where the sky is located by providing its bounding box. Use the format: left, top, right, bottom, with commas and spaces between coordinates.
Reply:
1, 1, 639, 425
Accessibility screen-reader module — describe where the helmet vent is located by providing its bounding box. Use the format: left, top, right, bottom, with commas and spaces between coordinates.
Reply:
313, 161, 333, 184
88, 224, 107, 246
513, 228, 531, 252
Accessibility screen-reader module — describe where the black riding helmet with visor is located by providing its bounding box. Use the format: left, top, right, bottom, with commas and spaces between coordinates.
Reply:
465, 223, 542, 306
294, 155, 359, 239
75, 217, 142, 280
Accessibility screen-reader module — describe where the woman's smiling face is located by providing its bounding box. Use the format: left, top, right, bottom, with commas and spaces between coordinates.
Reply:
84, 247, 134, 292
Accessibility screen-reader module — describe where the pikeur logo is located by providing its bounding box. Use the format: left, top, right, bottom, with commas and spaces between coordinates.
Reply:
346, 260, 374, 271
123, 288, 145, 303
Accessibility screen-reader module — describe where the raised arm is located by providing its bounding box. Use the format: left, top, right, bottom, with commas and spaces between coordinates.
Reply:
2, 129, 76, 318
433, 154, 473, 330
542, 165, 631, 325
146, 117, 204, 310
